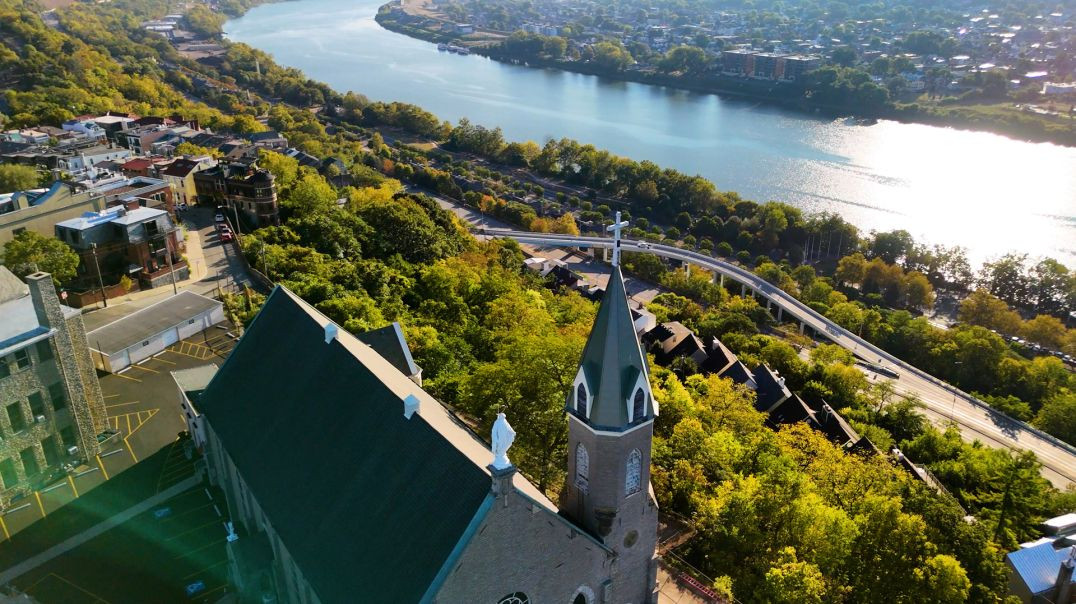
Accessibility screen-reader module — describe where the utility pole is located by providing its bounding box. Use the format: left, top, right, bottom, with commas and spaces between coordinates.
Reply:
90, 243, 107, 308
230, 201, 243, 244
163, 230, 178, 295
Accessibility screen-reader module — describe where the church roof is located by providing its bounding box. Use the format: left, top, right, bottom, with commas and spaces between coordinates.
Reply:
569, 266, 652, 430
356, 321, 420, 379
196, 287, 501, 603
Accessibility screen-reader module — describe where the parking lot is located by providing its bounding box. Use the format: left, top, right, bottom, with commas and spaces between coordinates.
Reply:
10, 447, 232, 603
99, 325, 237, 462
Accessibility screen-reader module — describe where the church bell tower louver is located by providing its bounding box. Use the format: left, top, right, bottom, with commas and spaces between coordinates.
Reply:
560, 214, 659, 603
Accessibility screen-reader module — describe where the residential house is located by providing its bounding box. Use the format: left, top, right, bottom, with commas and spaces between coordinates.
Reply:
159, 156, 216, 207
54, 205, 187, 303
641, 321, 708, 366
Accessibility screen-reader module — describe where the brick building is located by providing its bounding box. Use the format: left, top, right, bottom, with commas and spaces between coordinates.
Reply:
193, 162, 279, 228
55, 204, 187, 302
178, 264, 659, 603
0, 268, 107, 501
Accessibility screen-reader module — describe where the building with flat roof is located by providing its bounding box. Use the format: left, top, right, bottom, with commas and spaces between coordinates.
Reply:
0, 268, 107, 501
87, 291, 223, 372
55, 205, 187, 304
193, 162, 279, 227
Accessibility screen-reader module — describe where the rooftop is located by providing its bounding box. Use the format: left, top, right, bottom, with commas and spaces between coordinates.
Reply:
0, 268, 80, 356
87, 291, 221, 356
195, 286, 557, 603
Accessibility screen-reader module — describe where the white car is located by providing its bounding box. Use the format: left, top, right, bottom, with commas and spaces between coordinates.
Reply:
214, 213, 226, 223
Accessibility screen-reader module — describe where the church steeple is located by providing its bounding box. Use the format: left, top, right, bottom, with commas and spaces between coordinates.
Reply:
560, 251, 660, 604
566, 247, 655, 431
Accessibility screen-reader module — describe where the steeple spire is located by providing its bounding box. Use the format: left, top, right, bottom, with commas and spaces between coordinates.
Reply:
566, 264, 655, 431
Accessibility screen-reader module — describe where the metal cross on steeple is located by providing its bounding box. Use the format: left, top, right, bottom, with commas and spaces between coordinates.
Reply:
607, 211, 630, 267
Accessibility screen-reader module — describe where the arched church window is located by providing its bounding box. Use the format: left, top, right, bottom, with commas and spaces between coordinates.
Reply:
576, 382, 588, 415
625, 448, 642, 496
575, 443, 589, 493
632, 388, 646, 422
498, 593, 530, 604
573, 594, 587, 604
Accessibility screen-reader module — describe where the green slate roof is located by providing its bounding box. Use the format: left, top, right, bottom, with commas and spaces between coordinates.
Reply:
196, 287, 491, 604
569, 266, 652, 430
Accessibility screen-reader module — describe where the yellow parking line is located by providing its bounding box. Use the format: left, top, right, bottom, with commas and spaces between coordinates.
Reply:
151, 356, 176, 365
197, 585, 227, 600
173, 537, 227, 560
47, 573, 113, 604
103, 394, 119, 399
105, 400, 141, 409
111, 373, 141, 383
129, 364, 158, 373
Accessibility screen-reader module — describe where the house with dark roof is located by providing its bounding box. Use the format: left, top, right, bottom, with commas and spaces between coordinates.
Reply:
751, 364, 791, 413
642, 321, 708, 366
186, 265, 659, 603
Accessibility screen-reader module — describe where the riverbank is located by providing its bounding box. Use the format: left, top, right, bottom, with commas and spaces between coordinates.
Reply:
375, 3, 1076, 147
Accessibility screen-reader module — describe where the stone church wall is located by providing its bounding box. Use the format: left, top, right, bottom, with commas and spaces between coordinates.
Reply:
434, 485, 614, 604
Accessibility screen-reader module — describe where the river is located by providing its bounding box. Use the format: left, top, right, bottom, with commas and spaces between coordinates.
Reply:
224, 0, 1076, 266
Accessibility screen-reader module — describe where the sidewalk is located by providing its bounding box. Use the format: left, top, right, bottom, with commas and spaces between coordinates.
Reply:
0, 476, 199, 586
107, 229, 209, 306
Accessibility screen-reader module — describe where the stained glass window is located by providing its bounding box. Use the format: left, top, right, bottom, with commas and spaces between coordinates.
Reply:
625, 449, 641, 496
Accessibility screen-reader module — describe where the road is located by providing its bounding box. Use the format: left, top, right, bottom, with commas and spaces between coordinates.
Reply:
479, 228, 1076, 488
178, 206, 256, 298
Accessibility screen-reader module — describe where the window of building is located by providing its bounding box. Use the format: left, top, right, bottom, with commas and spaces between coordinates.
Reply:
14, 348, 30, 369
41, 436, 60, 467
633, 388, 646, 422
28, 392, 45, 418
36, 340, 53, 363
625, 448, 642, 496
497, 593, 530, 604
59, 426, 77, 449
0, 358, 9, 379
6, 403, 26, 433
575, 383, 587, 416
20, 447, 39, 478
0, 459, 17, 489
49, 383, 67, 411
575, 443, 589, 494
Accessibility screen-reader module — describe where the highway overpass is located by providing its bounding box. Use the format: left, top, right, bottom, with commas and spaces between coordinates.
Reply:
484, 228, 1076, 488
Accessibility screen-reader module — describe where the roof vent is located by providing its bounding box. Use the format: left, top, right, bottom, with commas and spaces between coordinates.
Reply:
324, 323, 338, 344
403, 394, 420, 419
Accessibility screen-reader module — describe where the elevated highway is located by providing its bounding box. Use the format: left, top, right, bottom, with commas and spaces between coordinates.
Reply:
484, 228, 1076, 487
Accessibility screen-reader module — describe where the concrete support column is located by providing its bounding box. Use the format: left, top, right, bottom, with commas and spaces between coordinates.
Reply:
603, 247, 610, 262
799, 322, 805, 334
766, 299, 772, 311
741, 284, 747, 297
777, 307, 783, 322
720, 274, 725, 287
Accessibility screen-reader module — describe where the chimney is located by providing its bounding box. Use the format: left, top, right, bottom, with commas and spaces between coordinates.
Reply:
26, 272, 61, 329
324, 323, 338, 344
1055, 546, 1075, 604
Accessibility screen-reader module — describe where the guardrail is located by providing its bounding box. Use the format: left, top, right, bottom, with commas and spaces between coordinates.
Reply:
493, 229, 1076, 473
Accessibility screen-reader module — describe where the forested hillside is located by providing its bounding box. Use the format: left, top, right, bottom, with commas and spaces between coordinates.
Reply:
1, 0, 1074, 600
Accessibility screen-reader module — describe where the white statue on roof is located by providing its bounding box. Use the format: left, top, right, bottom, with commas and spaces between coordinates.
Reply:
491, 412, 516, 470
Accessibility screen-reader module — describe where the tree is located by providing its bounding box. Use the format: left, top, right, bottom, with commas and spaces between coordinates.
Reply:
591, 41, 633, 71
0, 164, 40, 193
1021, 314, 1065, 349
869, 230, 914, 264
761, 547, 827, 603
834, 253, 867, 286
915, 555, 971, 604
258, 149, 300, 188
830, 47, 856, 67
903, 271, 935, 309
958, 289, 1022, 334
1, 231, 79, 285
979, 254, 1032, 309
1034, 393, 1076, 446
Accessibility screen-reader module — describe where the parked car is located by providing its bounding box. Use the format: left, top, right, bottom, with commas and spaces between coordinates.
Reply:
214, 212, 225, 223
221, 231, 234, 243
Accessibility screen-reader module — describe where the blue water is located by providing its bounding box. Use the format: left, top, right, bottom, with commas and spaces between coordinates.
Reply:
226, 0, 1076, 265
